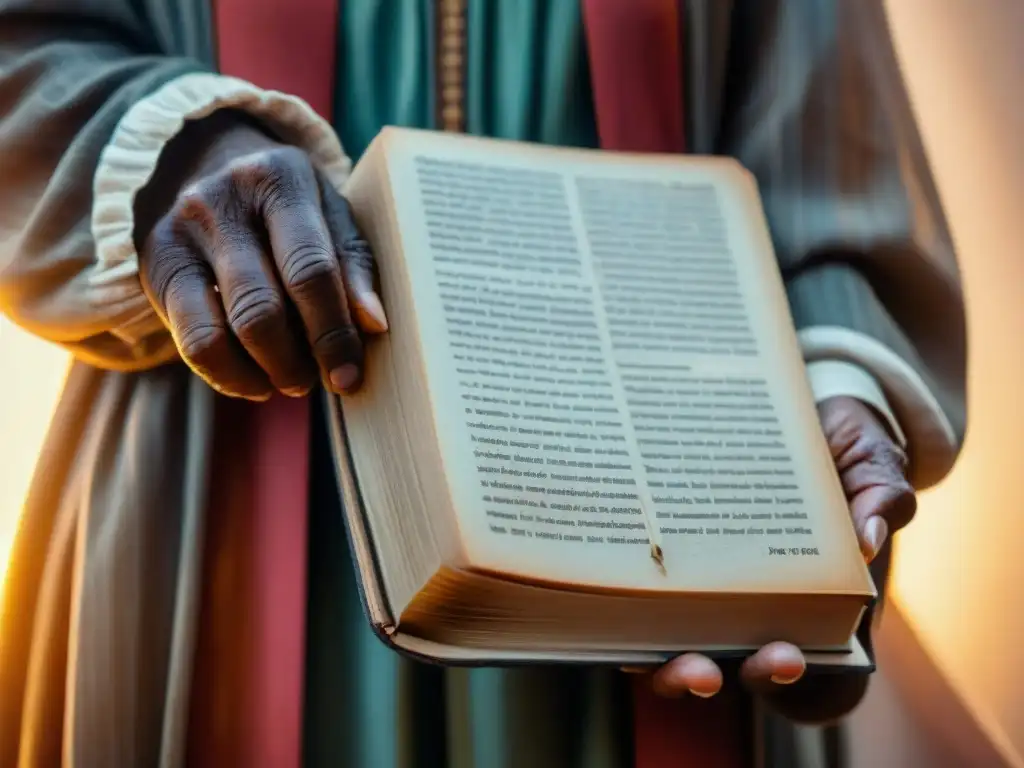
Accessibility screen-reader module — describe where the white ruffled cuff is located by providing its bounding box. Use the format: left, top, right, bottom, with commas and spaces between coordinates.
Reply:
799, 326, 958, 489
91, 72, 352, 352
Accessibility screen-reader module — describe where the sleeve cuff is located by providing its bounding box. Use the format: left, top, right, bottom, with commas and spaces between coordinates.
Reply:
805, 359, 907, 447
799, 325, 959, 488
90, 72, 353, 356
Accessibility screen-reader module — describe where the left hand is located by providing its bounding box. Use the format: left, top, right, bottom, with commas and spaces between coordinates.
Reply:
647, 395, 916, 700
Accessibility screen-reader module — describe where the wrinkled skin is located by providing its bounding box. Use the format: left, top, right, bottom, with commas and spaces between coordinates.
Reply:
136, 113, 915, 711
135, 110, 387, 400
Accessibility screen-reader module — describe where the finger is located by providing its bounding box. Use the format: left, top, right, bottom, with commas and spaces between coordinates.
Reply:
822, 398, 906, 475
851, 484, 917, 562
141, 221, 272, 400
318, 174, 389, 334
651, 653, 723, 699
739, 642, 806, 695
840, 442, 915, 562
257, 151, 364, 393
836, 439, 912, 502
820, 399, 916, 560
845, 467, 916, 528
203, 221, 318, 397
824, 400, 910, 498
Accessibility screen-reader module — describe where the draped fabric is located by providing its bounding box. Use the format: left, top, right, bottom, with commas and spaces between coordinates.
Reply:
0, 362, 217, 768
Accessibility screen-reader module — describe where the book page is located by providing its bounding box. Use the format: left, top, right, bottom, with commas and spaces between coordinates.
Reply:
379, 129, 872, 596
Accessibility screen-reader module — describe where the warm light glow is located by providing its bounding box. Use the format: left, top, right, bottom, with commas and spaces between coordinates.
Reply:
0, 318, 67, 590
0, 533, 12, 592
886, 0, 1024, 761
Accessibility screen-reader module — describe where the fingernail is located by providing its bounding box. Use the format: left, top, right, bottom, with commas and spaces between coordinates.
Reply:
770, 673, 801, 685
358, 293, 389, 333
330, 364, 360, 392
864, 516, 889, 562
689, 689, 716, 699
281, 386, 312, 399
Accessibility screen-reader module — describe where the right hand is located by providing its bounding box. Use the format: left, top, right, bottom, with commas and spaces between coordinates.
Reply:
135, 110, 388, 401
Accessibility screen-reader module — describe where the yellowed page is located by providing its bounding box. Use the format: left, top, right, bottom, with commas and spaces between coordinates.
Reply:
367, 127, 873, 597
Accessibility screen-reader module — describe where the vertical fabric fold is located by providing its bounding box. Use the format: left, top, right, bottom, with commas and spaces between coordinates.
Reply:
182, 0, 338, 765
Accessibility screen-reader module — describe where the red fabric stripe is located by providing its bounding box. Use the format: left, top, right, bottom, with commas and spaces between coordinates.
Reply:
214, 0, 339, 116
189, 396, 311, 768
188, 0, 339, 765
632, 679, 747, 767
582, 2, 747, 766
582, 0, 686, 154
247, 396, 311, 767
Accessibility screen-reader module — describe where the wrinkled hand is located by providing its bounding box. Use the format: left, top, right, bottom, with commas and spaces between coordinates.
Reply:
818, 395, 916, 562
135, 110, 387, 400
648, 395, 915, 702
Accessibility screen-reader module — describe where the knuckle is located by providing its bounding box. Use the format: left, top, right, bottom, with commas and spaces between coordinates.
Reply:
162, 177, 235, 240
866, 437, 909, 476
824, 412, 862, 464
177, 322, 229, 370
248, 146, 313, 202
282, 244, 339, 292
833, 420, 907, 477
226, 158, 264, 188
140, 224, 185, 287
153, 255, 208, 308
173, 183, 221, 231
227, 155, 273, 190
163, 260, 209, 293
227, 285, 288, 342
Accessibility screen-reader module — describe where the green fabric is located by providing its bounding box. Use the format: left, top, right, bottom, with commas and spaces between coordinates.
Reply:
462, 0, 597, 147
333, 0, 435, 160
333, 0, 597, 161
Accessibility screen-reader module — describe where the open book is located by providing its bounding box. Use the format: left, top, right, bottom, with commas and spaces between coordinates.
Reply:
328, 127, 876, 670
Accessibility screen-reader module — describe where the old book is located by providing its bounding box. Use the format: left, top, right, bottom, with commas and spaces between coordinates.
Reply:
327, 127, 876, 670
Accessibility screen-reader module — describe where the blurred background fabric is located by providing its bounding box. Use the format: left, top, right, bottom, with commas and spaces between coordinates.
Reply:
1, 0, 1022, 765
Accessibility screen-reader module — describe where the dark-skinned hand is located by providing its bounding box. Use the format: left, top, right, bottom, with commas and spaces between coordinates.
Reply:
134, 110, 388, 400
643, 395, 915, 706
